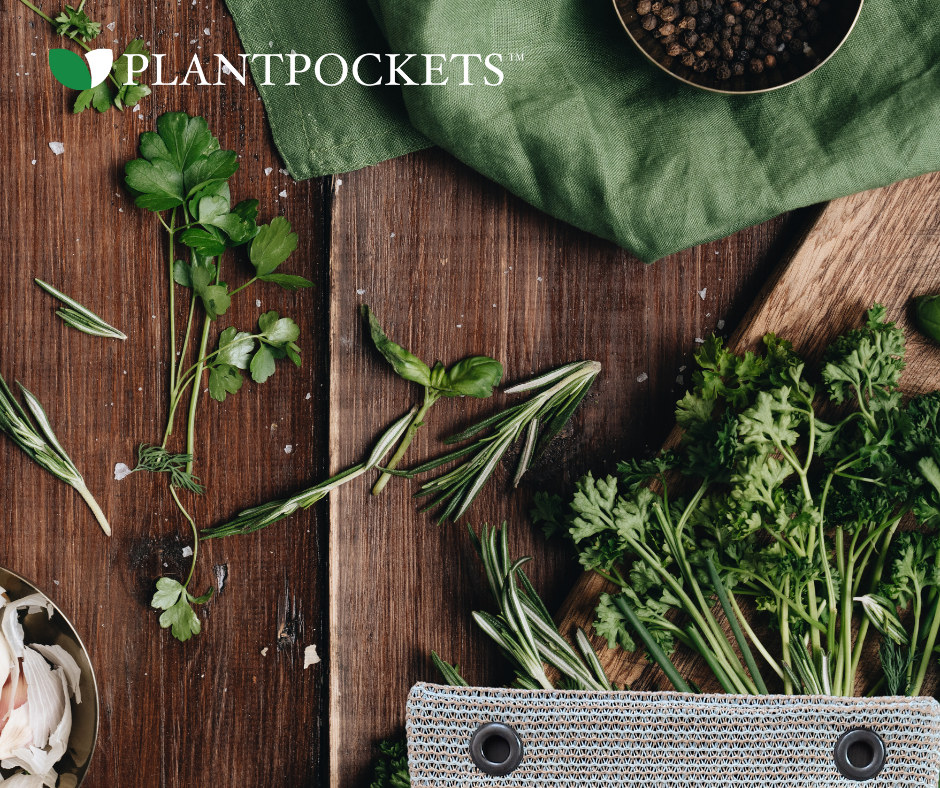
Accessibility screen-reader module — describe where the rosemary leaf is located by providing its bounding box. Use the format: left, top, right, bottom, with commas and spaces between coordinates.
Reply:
0, 372, 111, 535
35, 279, 127, 340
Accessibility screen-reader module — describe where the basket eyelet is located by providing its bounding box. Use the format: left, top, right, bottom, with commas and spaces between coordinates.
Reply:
834, 728, 886, 781
469, 722, 524, 776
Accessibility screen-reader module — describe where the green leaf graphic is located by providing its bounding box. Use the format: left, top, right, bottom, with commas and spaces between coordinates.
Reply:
49, 49, 91, 90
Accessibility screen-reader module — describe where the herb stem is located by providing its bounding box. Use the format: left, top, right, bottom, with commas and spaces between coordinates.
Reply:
16, 0, 54, 25
75, 480, 112, 537
168, 210, 177, 411
910, 592, 940, 696
228, 277, 258, 297
170, 486, 199, 588
728, 591, 784, 679
372, 394, 436, 495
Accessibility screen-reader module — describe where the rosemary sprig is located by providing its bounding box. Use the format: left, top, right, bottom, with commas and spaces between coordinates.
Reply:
0, 372, 110, 535
131, 444, 204, 494
35, 279, 127, 340
461, 523, 612, 691
203, 406, 417, 538
386, 361, 601, 523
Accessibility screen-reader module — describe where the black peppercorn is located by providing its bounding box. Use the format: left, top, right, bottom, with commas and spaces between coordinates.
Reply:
782, 2, 798, 14
660, 22, 676, 34
729, 0, 744, 12
730, 34, 741, 46
779, 48, 791, 62
693, 57, 710, 71
808, 19, 822, 35
720, 26, 733, 38
660, 5, 679, 19
770, 0, 783, 8
766, 18, 782, 32
761, 32, 776, 47
732, 23, 743, 34
749, 57, 764, 73
667, 41, 685, 55
698, 11, 712, 25
700, 35, 715, 50
745, 21, 761, 35
764, 7, 775, 17
788, 36, 803, 52
712, 1, 724, 13
720, 39, 734, 57
637, 0, 653, 11
700, 0, 713, 9
743, 36, 756, 48
661, 32, 677, 42
764, 53, 777, 67
803, 7, 818, 19
754, 45, 767, 56
681, 51, 697, 66
684, 0, 700, 12
684, 31, 700, 46
780, 29, 792, 41
717, 63, 731, 79
732, 61, 745, 74
641, 13, 658, 28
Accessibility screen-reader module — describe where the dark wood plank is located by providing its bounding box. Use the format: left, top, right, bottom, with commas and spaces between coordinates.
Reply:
1, 2, 328, 786
555, 171, 940, 695
327, 146, 810, 787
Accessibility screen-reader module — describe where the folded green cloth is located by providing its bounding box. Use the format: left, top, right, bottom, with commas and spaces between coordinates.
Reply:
226, 0, 940, 262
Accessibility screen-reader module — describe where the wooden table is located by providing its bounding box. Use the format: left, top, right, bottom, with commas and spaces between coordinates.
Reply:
1, 2, 811, 786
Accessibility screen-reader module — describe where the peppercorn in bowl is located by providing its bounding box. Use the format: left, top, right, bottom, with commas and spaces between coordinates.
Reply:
613, 0, 862, 92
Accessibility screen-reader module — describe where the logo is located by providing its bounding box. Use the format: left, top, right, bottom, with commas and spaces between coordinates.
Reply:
48, 48, 113, 89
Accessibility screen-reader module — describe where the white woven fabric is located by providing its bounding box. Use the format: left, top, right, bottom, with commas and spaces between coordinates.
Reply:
406, 683, 940, 787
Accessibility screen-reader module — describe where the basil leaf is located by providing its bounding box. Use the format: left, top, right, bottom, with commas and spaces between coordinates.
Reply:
362, 305, 431, 388
444, 357, 504, 398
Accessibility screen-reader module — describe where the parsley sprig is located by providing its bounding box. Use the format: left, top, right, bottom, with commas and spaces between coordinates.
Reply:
124, 112, 312, 641
17, 0, 151, 113
540, 306, 940, 697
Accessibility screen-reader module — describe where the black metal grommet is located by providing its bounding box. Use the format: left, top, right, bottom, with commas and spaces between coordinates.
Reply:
834, 728, 886, 781
469, 721, 524, 776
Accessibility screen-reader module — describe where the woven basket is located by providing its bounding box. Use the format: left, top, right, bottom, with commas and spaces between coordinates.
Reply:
406, 683, 940, 787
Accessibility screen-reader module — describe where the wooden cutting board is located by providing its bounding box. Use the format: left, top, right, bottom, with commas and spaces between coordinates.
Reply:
554, 170, 940, 693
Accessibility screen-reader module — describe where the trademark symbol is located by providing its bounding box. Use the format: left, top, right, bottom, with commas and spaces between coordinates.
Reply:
508, 53, 524, 62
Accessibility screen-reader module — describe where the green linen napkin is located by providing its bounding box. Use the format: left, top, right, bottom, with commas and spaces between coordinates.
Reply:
225, 0, 940, 262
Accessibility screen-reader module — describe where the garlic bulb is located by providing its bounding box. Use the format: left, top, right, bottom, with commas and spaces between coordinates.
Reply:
0, 589, 82, 787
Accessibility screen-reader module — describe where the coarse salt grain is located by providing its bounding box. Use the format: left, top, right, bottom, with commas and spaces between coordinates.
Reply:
182, 546, 193, 558
48, 142, 64, 155
637, 373, 649, 383
279, 190, 287, 198
698, 288, 707, 300
717, 319, 726, 330
114, 462, 132, 480
304, 645, 320, 668
264, 167, 273, 176
284, 445, 293, 454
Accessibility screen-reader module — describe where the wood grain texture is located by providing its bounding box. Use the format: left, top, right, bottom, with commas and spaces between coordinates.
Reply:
555, 171, 940, 694
327, 147, 809, 787
1, 2, 328, 786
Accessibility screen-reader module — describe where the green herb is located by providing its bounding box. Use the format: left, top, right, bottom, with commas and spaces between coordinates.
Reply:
915, 293, 940, 345
362, 305, 503, 495
17, 0, 151, 114
546, 306, 940, 697
0, 371, 110, 535
387, 361, 601, 524
131, 444, 203, 494
124, 112, 311, 640
444, 523, 612, 691
431, 652, 469, 686
370, 739, 411, 788
34, 278, 126, 340
203, 407, 417, 538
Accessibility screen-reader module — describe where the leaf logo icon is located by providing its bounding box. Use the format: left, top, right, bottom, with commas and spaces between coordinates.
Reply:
48, 48, 113, 89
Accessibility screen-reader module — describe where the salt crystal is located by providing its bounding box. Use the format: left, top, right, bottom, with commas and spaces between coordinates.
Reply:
305, 393, 311, 400
695, 338, 705, 344
679, 365, 687, 372
31, 159, 36, 165
304, 644, 320, 669
717, 319, 726, 330
356, 288, 366, 295
222, 63, 233, 75
264, 167, 273, 176
637, 373, 649, 383
390, 233, 395, 238
113, 462, 132, 480
189, 39, 197, 44
279, 190, 287, 198
698, 288, 707, 300
53, 580, 60, 586
284, 445, 293, 454
203, 27, 210, 34
48, 142, 64, 155
182, 546, 193, 558
676, 375, 684, 385
269, 41, 274, 47
261, 647, 269, 656
256, 299, 261, 307
336, 178, 343, 186
132, 104, 140, 112
107, 21, 115, 30
279, 168, 288, 175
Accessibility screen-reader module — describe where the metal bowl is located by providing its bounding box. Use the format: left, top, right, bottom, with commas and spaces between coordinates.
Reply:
0, 568, 99, 788
613, 0, 863, 94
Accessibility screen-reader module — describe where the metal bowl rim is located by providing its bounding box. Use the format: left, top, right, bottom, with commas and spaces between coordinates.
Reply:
612, 0, 865, 95
0, 565, 101, 784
